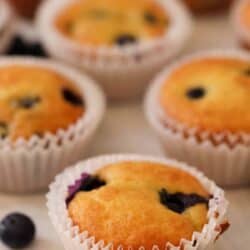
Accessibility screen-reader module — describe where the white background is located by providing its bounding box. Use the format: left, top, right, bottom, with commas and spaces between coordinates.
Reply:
0, 12, 250, 250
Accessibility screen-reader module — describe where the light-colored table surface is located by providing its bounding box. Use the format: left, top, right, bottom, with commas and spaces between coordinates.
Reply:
0, 13, 249, 250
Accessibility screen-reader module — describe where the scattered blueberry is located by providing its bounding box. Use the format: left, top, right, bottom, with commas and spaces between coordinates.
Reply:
159, 188, 208, 214
62, 88, 83, 106
66, 173, 90, 204
186, 87, 205, 99
0, 122, 8, 139
144, 12, 158, 24
6, 36, 48, 58
0, 213, 35, 249
66, 174, 106, 204
114, 34, 137, 46
14, 96, 41, 109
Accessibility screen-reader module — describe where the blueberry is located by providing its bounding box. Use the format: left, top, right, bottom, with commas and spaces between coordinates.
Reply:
14, 96, 41, 109
79, 176, 106, 192
0, 122, 8, 139
66, 174, 106, 205
6, 36, 48, 58
0, 213, 35, 249
62, 88, 83, 106
114, 34, 137, 46
159, 189, 208, 214
144, 12, 158, 24
186, 87, 205, 99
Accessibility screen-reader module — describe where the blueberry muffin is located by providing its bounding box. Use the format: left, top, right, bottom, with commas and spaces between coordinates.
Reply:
145, 51, 250, 186
159, 57, 250, 134
0, 64, 84, 141
67, 161, 210, 249
47, 155, 229, 250
183, 0, 233, 13
54, 0, 169, 47
9, 0, 42, 18
37, 0, 191, 99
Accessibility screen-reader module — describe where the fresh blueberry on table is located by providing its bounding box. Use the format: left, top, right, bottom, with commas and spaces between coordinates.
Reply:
0, 213, 35, 249
6, 36, 48, 58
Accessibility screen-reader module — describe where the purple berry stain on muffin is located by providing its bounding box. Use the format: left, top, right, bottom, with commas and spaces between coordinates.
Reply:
66, 173, 106, 204
159, 188, 209, 214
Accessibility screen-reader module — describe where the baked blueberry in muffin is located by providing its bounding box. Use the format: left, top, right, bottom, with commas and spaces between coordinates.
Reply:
67, 161, 210, 249
0, 64, 85, 141
54, 0, 169, 47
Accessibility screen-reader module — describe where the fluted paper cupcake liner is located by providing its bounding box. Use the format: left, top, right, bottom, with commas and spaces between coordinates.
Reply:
47, 154, 229, 250
0, 57, 106, 193
145, 50, 250, 187
0, 0, 15, 53
231, 0, 250, 48
36, 0, 193, 99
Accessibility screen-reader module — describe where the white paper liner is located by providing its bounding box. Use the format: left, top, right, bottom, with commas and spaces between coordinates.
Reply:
144, 50, 250, 186
231, 0, 250, 48
0, 57, 106, 193
36, 0, 193, 99
47, 154, 229, 250
0, 0, 15, 53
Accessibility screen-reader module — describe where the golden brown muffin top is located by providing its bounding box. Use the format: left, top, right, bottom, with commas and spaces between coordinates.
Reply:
159, 57, 250, 134
0, 65, 84, 141
68, 161, 209, 249
55, 0, 169, 47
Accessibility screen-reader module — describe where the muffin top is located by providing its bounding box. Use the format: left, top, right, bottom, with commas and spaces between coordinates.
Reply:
68, 161, 209, 249
55, 0, 169, 47
0, 65, 84, 141
159, 57, 250, 134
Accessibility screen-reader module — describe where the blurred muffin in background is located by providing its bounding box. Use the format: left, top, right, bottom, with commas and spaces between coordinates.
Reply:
9, 0, 42, 18
0, 57, 106, 193
37, 0, 192, 100
232, 0, 250, 49
183, 0, 233, 14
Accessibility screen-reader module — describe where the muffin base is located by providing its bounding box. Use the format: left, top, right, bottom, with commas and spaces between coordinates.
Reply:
0, 57, 106, 193
36, 0, 193, 100
145, 50, 250, 187
47, 154, 229, 250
